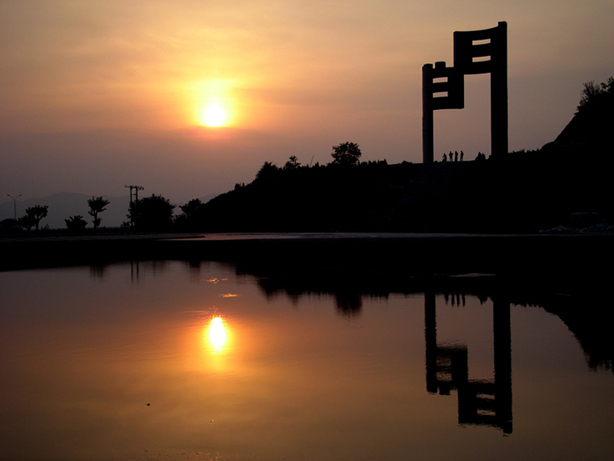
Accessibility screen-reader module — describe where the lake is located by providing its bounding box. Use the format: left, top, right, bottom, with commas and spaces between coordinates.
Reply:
1, 259, 612, 461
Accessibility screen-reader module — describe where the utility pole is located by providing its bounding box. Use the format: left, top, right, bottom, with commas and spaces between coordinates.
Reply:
125, 185, 144, 204
7, 194, 21, 220
125, 185, 144, 226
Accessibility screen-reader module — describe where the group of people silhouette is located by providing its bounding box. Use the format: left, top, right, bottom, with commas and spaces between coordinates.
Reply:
441, 151, 488, 162
441, 151, 464, 162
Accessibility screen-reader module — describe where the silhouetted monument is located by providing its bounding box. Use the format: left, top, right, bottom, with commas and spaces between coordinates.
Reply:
423, 22, 508, 163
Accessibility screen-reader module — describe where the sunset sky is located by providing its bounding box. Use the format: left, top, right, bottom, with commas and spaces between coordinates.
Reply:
1, 0, 613, 206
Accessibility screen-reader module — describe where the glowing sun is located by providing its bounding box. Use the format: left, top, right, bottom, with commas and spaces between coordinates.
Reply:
201, 103, 228, 127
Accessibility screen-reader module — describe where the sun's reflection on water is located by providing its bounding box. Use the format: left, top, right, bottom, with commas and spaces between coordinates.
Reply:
206, 316, 228, 353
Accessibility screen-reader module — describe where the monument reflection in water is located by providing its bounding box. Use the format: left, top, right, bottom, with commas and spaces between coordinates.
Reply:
0, 260, 612, 461
425, 292, 512, 434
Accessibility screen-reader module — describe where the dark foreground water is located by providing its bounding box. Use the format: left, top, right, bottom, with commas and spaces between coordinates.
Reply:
1, 260, 612, 461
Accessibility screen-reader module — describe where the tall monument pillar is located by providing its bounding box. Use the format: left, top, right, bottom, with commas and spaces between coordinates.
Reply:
422, 22, 508, 163
454, 21, 508, 158
422, 62, 464, 164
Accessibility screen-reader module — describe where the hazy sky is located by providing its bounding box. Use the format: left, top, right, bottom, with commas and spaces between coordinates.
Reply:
2, 0, 613, 205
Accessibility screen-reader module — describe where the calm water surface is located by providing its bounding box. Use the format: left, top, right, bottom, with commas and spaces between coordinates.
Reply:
1, 261, 612, 461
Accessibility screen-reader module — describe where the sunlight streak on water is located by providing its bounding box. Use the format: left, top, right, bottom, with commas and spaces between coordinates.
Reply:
207, 316, 228, 353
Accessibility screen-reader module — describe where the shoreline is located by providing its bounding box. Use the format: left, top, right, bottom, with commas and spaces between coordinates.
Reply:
2, 233, 612, 293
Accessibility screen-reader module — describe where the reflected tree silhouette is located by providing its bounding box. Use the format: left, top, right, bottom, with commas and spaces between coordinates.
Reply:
229, 260, 613, 374
85, 257, 613, 375
334, 291, 363, 317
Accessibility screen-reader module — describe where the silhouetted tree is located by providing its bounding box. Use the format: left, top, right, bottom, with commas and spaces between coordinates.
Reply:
555, 76, 614, 150
255, 161, 280, 182
284, 155, 301, 170
331, 142, 361, 166
21, 205, 48, 231
578, 77, 613, 111
128, 194, 175, 231
18, 214, 36, 231
65, 215, 88, 231
174, 198, 205, 231
180, 198, 204, 219
87, 196, 110, 230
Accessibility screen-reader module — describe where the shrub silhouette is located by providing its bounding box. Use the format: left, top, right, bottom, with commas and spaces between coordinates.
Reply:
87, 196, 110, 230
128, 194, 175, 231
20, 205, 48, 231
65, 215, 88, 231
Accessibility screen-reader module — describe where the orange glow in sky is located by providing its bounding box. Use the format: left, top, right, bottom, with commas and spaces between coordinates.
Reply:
191, 79, 238, 128
1, 0, 613, 209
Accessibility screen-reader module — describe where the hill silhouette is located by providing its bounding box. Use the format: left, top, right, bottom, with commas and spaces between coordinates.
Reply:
189, 78, 612, 234
192, 149, 610, 233
551, 77, 613, 150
